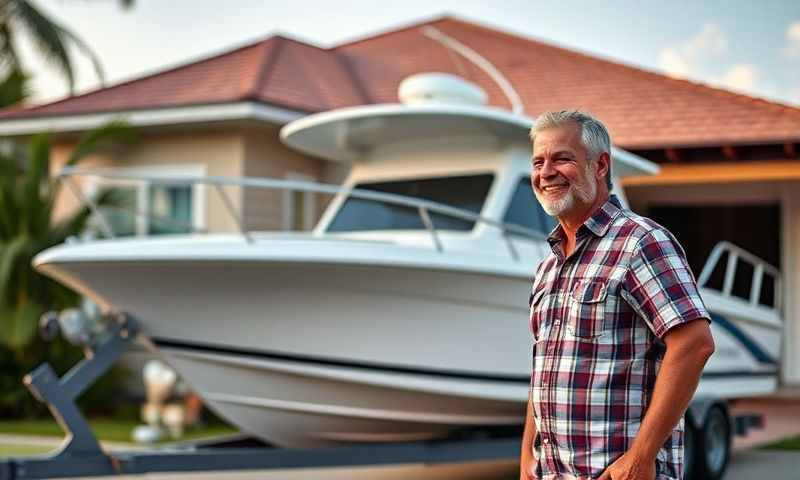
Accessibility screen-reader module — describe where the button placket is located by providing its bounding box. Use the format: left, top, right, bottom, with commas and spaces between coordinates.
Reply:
541, 258, 569, 449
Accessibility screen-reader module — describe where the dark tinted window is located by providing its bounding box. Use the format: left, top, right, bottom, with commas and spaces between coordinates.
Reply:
327, 174, 494, 232
503, 178, 556, 235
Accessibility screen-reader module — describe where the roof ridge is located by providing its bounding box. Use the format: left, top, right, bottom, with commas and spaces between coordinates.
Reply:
244, 37, 286, 100
441, 17, 800, 118
333, 50, 372, 104
331, 13, 454, 49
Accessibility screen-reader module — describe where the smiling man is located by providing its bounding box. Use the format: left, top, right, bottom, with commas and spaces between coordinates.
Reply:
519, 110, 715, 480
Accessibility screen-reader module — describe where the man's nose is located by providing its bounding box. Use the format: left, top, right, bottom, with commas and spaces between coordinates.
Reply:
539, 158, 557, 178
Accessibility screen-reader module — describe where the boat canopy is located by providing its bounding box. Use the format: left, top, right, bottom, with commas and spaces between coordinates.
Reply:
280, 103, 658, 178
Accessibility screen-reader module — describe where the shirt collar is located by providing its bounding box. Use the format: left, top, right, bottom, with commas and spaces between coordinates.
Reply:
546, 194, 623, 246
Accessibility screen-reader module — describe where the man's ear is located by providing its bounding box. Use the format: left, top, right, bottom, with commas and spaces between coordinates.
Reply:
596, 152, 610, 182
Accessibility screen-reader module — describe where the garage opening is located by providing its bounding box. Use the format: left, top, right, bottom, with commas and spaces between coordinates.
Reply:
647, 204, 780, 303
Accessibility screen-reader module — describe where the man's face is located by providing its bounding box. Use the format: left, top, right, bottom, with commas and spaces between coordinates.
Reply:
530, 122, 598, 218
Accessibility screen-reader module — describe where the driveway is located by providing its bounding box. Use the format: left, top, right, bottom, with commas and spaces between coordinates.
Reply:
726, 450, 800, 480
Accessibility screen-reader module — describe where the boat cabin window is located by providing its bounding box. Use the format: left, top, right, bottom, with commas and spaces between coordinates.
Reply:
327, 174, 494, 232
503, 178, 556, 236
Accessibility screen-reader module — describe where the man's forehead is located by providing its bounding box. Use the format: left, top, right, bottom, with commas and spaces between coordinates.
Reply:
532, 124, 583, 154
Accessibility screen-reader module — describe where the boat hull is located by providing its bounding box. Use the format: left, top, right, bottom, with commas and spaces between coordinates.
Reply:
34, 244, 782, 447
38, 256, 533, 446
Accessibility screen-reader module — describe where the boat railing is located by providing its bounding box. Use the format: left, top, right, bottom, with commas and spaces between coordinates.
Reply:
697, 241, 782, 313
58, 166, 548, 261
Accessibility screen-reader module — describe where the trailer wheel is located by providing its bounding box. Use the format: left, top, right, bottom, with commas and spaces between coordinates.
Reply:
685, 405, 731, 480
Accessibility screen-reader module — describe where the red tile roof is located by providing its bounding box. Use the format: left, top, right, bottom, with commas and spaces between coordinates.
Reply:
2, 16, 799, 149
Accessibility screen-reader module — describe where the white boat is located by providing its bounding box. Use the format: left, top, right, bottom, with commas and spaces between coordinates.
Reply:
33, 74, 782, 450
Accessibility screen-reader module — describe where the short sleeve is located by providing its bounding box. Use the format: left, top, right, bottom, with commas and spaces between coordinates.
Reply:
622, 228, 710, 338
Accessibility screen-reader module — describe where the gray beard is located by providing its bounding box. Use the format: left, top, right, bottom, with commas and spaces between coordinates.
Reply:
535, 163, 598, 217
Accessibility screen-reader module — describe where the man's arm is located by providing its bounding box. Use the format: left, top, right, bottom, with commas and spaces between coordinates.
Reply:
599, 319, 714, 480
520, 391, 537, 480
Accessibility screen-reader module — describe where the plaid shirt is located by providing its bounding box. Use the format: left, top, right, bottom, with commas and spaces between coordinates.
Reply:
528, 195, 710, 480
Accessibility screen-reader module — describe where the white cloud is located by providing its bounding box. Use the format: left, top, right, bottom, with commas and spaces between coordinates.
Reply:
659, 23, 727, 78
659, 48, 691, 78
720, 64, 758, 94
785, 21, 800, 58
657, 25, 775, 100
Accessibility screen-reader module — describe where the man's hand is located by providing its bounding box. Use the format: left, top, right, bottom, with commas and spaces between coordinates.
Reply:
598, 450, 655, 480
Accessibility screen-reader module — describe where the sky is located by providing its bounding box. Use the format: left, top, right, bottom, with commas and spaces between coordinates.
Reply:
16, 0, 800, 107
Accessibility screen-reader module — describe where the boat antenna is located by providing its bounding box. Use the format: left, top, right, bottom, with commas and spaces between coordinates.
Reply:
420, 26, 525, 115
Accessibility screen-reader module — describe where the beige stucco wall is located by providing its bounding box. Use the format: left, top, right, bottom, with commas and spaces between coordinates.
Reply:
52, 130, 246, 233
241, 126, 329, 231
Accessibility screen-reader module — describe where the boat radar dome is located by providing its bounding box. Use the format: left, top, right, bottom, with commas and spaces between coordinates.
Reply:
398, 73, 487, 106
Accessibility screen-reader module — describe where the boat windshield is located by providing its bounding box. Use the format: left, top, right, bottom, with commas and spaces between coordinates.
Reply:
503, 177, 557, 235
326, 174, 494, 232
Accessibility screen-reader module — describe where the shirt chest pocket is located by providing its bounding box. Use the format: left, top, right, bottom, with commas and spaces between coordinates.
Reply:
567, 280, 608, 340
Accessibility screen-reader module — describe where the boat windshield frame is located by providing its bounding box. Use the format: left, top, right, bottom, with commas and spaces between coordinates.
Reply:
57, 166, 548, 261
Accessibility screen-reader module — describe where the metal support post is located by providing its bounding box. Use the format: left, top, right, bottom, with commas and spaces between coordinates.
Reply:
1, 315, 138, 480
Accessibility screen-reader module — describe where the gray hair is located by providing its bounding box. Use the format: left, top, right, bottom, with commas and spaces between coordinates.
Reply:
529, 110, 613, 190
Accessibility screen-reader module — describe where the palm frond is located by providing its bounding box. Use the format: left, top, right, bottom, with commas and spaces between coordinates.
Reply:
0, 23, 22, 71
0, 67, 30, 108
65, 120, 136, 167
53, 23, 105, 88
0, 176, 17, 240
0, 299, 43, 350
19, 134, 49, 235
0, 235, 28, 305
9, 0, 76, 91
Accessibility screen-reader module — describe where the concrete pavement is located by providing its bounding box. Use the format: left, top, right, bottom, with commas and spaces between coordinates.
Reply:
726, 449, 800, 480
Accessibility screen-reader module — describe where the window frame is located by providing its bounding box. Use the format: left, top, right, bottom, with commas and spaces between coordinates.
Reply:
85, 164, 206, 237
282, 172, 316, 231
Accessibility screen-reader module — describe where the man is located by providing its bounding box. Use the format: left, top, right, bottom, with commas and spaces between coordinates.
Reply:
520, 110, 715, 480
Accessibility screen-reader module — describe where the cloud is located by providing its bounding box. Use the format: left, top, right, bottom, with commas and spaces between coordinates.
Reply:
657, 24, 771, 99
785, 21, 800, 58
720, 64, 758, 93
659, 23, 727, 78
659, 49, 692, 78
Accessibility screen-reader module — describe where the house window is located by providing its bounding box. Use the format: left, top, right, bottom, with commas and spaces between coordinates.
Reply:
87, 165, 205, 237
283, 173, 316, 231
148, 184, 193, 235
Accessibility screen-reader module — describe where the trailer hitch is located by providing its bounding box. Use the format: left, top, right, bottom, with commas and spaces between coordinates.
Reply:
1, 314, 138, 480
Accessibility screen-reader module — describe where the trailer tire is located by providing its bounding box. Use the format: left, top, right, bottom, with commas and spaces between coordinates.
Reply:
684, 404, 731, 480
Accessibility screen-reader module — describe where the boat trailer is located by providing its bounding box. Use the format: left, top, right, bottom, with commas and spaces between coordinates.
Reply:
0, 314, 520, 479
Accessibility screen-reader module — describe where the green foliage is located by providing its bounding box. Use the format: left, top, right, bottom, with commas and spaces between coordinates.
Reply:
0, 417, 238, 444
762, 435, 800, 451
0, 0, 105, 100
0, 68, 30, 108
0, 122, 136, 418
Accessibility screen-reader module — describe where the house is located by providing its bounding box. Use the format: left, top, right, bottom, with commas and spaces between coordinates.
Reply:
1, 15, 800, 387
